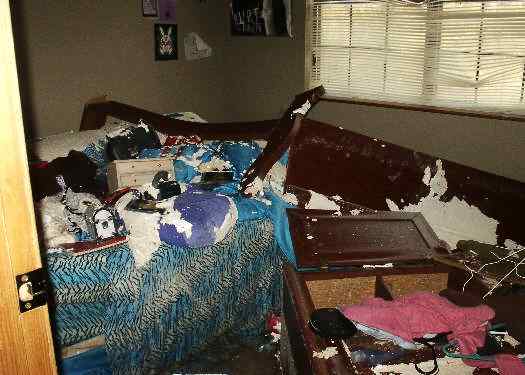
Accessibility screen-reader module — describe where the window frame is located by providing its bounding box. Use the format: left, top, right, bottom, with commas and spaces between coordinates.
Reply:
305, 0, 525, 122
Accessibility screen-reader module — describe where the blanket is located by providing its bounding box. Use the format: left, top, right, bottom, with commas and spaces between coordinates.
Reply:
47, 219, 282, 374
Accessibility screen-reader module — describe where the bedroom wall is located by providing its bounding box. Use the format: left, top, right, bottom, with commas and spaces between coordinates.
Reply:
222, 2, 525, 183
11, 0, 228, 138
221, 0, 306, 121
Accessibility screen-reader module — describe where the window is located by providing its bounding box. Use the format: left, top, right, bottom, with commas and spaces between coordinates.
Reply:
307, 0, 525, 115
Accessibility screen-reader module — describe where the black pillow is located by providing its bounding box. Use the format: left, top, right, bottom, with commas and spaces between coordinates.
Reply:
309, 308, 357, 339
106, 124, 161, 161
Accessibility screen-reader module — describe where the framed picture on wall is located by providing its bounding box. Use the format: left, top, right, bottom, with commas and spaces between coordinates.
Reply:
154, 24, 178, 60
143, 0, 158, 17
230, 0, 293, 37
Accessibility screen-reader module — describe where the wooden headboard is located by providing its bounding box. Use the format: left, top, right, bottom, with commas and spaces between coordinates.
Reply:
286, 119, 525, 247
79, 86, 326, 193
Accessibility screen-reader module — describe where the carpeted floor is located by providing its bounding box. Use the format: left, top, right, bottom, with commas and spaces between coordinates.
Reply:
164, 334, 281, 375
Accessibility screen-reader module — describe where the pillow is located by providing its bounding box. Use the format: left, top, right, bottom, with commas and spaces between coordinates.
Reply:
106, 123, 161, 160
31, 118, 134, 162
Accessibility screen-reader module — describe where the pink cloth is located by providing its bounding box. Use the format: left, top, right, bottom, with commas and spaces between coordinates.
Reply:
467, 354, 525, 374
342, 293, 525, 373
495, 354, 525, 375
341, 292, 494, 345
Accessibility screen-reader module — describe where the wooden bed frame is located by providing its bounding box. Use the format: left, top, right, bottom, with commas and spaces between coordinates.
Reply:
78, 87, 525, 374
79, 86, 325, 193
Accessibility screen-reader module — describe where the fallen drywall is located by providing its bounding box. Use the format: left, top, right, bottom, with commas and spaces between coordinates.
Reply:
386, 160, 499, 249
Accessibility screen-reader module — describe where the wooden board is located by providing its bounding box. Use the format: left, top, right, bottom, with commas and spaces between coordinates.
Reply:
287, 209, 442, 269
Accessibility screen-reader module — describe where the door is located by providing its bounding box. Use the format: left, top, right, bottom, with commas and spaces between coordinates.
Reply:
0, 1, 57, 374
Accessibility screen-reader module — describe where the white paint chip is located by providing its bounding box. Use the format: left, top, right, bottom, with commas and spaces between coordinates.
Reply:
306, 190, 341, 214
372, 357, 476, 374
386, 160, 499, 249
313, 347, 338, 360
292, 99, 311, 117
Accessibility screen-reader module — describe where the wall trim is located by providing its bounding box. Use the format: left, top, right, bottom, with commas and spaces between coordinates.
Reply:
321, 96, 525, 123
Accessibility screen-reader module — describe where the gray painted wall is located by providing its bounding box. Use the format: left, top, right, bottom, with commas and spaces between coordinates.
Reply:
222, 2, 525, 183
12, 0, 229, 138
13, 1, 525, 182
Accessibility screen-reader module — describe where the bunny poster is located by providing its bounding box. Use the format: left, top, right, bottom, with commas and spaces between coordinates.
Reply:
154, 24, 178, 60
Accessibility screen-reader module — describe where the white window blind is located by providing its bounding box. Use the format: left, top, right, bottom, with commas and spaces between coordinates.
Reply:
308, 0, 525, 115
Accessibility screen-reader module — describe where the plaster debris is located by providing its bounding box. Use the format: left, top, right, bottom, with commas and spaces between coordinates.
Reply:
292, 100, 311, 117
503, 334, 521, 348
306, 190, 341, 214
212, 197, 238, 243
264, 159, 299, 205
160, 209, 193, 239
254, 196, 272, 206
115, 192, 161, 268
363, 263, 393, 269
36, 195, 76, 249
137, 119, 151, 132
350, 209, 362, 216
254, 140, 268, 149
265, 159, 287, 193
198, 156, 232, 172
372, 357, 475, 374
422, 166, 432, 186
244, 177, 264, 197
386, 160, 499, 248
307, 235, 314, 240
179, 155, 202, 168
504, 239, 525, 256
313, 347, 338, 360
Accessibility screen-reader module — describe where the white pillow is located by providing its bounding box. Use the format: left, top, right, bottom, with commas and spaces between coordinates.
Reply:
30, 118, 135, 162
31, 113, 207, 162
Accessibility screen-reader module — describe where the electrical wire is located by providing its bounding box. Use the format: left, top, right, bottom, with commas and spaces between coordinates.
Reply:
461, 246, 525, 298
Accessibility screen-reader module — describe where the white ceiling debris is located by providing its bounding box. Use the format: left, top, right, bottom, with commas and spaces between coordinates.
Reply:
386, 160, 498, 249
372, 357, 476, 374
313, 346, 338, 360
306, 190, 341, 214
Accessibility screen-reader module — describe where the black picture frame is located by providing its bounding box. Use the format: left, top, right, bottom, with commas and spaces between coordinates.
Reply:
143, 0, 159, 17
230, 0, 292, 37
154, 23, 177, 61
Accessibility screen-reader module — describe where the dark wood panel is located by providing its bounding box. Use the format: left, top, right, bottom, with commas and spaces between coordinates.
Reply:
80, 100, 278, 140
287, 210, 443, 269
286, 118, 525, 248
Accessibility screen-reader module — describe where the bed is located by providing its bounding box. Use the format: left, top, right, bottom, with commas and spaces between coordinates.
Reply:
31, 87, 325, 374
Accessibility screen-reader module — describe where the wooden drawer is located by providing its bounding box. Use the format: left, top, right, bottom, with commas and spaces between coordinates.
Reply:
107, 158, 174, 192
115, 159, 172, 174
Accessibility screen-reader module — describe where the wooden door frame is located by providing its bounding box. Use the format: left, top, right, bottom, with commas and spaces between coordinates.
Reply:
0, 1, 57, 374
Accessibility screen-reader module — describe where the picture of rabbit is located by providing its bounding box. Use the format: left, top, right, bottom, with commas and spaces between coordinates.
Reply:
155, 24, 178, 60
159, 26, 173, 55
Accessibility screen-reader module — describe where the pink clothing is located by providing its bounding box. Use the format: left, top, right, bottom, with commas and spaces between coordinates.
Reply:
341, 292, 525, 374
341, 292, 494, 344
